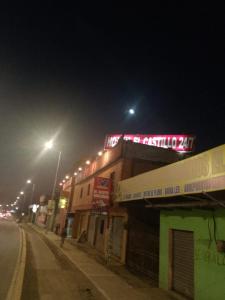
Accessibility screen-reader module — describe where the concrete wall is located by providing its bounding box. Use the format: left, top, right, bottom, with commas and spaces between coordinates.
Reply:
71, 159, 123, 210
75, 141, 123, 185
123, 141, 180, 163
160, 209, 225, 300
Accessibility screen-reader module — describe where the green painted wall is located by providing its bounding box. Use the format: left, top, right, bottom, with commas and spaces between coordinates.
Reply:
160, 209, 225, 300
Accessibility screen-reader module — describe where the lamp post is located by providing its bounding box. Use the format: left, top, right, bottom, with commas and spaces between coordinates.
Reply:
19, 191, 25, 214
44, 140, 62, 231
30, 183, 35, 205
26, 179, 36, 220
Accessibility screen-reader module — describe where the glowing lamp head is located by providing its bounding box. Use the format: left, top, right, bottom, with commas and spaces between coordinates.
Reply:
65, 175, 69, 179
44, 140, 53, 150
74, 172, 78, 176
86, 160, 90, 165
98, 151, 103, 156
78, 167, 82, 171
20, 191, 24, 195
27, 179, 31, 184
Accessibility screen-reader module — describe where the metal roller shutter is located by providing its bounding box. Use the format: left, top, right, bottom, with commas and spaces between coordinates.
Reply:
112, 216, 124, 258
172, 230, 194, 299
126, 217, 159, 284
88, 215, 97, 246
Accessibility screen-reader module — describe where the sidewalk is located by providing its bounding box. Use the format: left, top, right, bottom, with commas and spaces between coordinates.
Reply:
28, 224, 177, 300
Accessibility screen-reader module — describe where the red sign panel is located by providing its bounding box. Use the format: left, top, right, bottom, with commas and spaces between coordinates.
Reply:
93, 177, 111, 208
104, 134, 195, 153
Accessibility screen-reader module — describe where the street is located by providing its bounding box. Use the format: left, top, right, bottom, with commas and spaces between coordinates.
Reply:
0, 219, 20, 300
21, 226, 105, 300
0, 220, 178, 300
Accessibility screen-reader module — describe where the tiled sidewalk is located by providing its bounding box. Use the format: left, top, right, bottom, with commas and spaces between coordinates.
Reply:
28, 224, 177, 300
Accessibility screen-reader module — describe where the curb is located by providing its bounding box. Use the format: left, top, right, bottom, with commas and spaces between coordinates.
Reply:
6, 226, 27, 300
30, 224, 110, 300
59, 247, 111, 300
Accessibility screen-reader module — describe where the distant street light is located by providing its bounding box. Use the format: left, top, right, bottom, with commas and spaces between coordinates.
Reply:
27, 180, 36, 208
20, 191, 24, 195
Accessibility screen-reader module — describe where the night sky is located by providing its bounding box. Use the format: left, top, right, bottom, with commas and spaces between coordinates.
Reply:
0, 3, 224, 204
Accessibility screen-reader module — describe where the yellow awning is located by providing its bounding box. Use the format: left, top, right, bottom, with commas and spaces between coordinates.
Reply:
117, 144, 225, 202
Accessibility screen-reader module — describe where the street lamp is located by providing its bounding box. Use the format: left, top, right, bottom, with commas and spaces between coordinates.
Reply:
26, 179, 36, 207
44, 140, 62, 200
98, 151, 103, 156
44, 140, 62, 230
44, 140, 53, 150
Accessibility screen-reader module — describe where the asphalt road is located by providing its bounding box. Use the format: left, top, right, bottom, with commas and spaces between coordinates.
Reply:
22, 226, 105, 300
0, 219, 20, 300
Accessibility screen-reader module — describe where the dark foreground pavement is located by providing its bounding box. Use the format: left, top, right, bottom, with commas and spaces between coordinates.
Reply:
22, 224, 177, 300
0, 219, 20, 300
21, 225, 106, 300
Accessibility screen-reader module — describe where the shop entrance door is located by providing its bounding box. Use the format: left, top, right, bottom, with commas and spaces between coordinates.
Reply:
172, 230, 194, 299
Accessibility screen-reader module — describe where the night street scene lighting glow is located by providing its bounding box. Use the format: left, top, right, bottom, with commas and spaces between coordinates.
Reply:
44, 140, 53, 150
0, 4, 224, 300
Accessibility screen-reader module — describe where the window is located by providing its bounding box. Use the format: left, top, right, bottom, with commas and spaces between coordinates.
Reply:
110, 171, 115, 181
80, 187, 83, 198
87, 183, 90, 196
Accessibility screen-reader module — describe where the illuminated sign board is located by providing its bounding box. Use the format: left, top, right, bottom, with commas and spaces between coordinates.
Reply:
93, 177, 111, 208
59, 198, 68, 209
104, 134, 195, 153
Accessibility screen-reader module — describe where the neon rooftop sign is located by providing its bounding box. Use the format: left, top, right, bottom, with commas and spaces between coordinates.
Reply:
104, 134, 195, 153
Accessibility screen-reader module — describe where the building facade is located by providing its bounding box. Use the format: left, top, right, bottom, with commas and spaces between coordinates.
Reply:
69, 139, 180, 266
117, 144, 225, 299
